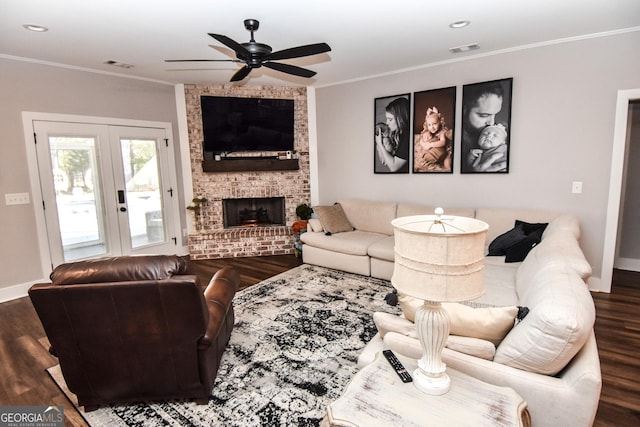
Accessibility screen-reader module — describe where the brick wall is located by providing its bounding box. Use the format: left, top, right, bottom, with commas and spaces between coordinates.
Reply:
184, 84, 310, 259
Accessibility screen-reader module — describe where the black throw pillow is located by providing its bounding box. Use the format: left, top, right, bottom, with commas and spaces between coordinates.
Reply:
488, 220, 549, 261
505, 237, 539, 262
515, 220, 548, 236
488, 223, 527, 256
503, 220, 548, 262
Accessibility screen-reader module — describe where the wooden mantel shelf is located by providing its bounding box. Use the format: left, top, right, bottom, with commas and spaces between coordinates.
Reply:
202, 158, 299, 173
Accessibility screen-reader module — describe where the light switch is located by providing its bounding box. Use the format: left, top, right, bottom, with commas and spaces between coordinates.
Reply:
572, 181, 583, 194
5, 193, 30, 205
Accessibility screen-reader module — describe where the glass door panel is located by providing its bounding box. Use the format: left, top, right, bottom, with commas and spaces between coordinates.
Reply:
119, 138, 165, 248
49, 136, 108, 261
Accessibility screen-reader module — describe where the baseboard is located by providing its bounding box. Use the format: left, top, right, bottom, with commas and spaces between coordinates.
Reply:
0, 279, 43, 303
588, 274, 615, 293
614, 257, 640, 272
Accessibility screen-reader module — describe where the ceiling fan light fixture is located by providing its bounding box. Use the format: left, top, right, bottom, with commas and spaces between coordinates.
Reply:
449, 43, 480, 54
23, 23, 48, 32
449, 20, 470, 29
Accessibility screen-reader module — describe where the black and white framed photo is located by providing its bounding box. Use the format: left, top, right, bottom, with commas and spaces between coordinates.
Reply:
412, 86, 456, 173
374, 93, 411, 174
461, 78, 513, 173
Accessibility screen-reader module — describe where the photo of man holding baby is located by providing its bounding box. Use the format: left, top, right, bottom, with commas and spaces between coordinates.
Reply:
461, 78, 513, 173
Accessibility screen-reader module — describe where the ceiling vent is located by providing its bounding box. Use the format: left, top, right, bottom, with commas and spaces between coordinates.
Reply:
104, 60, 134, 69
449, 44, 480, 54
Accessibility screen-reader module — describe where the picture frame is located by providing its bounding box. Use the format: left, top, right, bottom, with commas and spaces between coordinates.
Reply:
374, 93, 411, 174
412, 86, 456, 173
460, 78, 513, 173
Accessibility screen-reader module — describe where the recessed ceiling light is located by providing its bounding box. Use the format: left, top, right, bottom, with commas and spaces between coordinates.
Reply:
449, 20, 470, 29
23, 24, 48, 32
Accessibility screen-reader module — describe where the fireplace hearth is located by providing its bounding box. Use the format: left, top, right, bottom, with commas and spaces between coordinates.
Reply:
223, 197, 286, 228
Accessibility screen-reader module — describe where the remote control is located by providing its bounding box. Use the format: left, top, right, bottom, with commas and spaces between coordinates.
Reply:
382, 350, 412, 383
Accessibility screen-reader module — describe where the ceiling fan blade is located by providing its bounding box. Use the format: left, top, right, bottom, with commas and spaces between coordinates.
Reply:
230, 65, 252, 82
209, 33, 250, 56
165, 59, 242, 63
263, 62, 317, 78
268, 43, 331, 61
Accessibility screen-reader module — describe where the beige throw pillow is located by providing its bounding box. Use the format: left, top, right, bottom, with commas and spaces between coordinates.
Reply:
397, 293, 518, 345
374, 312, 496, 360
313, 204, 354, 234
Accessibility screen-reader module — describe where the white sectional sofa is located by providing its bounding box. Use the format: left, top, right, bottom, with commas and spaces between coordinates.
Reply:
301, 198, 601, 427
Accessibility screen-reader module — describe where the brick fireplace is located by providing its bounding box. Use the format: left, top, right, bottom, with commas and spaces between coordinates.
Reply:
185, 84, 311, 260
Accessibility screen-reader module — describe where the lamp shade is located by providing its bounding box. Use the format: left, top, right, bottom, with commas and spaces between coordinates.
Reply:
391, 214, 488, 302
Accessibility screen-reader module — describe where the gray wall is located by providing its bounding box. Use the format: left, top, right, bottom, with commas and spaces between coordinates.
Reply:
0, 58, 180, 292
314, 30, 640, 286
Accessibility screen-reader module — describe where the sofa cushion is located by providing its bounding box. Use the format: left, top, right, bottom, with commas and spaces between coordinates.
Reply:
516, 220, 592, 302
396, 204, 475, 219
495, 264, 595, 375
542, 213, 581, 240
307, 218, 324, 232
396, 294, 520, 345
313, 204, 354, 234
367, 235, 395, 261
337, 198, 397, 235
299, 230, 387, 256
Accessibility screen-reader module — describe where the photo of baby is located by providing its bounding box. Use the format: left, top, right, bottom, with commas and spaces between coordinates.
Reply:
412, 86, 456, 173
467, 123, 508, 172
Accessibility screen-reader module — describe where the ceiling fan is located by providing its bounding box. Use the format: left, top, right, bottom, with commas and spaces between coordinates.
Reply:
166, 19, 331, 82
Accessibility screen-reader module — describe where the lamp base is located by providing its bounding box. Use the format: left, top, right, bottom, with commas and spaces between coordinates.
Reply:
413, 367, 451, 395
413, 300, 451, 395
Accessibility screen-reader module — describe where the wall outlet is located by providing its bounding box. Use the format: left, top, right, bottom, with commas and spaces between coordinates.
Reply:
572, 181, 583, 194
5, 192, 30, 205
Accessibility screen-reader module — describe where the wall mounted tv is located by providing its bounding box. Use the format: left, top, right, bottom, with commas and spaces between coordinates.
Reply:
201, 95, 294, 156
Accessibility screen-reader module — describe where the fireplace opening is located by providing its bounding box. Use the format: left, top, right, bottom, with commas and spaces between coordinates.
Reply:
223, 197, 286, 228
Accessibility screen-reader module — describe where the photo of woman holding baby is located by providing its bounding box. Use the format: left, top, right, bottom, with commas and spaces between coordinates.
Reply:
461, 78, 513, 173
374, 94, 411, 173
413, 86, 456, 173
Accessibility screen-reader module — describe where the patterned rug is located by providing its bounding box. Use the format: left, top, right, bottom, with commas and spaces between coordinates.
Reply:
47, 264, 400, 426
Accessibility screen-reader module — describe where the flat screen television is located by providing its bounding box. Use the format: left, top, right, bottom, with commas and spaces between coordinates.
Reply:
201, 95, 294, 156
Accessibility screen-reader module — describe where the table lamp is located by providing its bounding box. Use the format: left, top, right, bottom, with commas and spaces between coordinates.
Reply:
391, 208, 488, 395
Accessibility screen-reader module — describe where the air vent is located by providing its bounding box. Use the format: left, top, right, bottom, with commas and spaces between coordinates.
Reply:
449, 44, 480, 54
104, 60, 134, 69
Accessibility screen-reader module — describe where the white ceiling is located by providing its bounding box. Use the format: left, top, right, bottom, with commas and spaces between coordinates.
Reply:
1, 0, 639, 88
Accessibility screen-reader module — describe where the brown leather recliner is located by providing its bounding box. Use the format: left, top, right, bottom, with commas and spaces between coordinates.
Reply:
28, 255, 238, 411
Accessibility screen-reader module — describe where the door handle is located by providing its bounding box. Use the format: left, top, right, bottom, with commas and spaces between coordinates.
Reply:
119, 207, 127, 212
117, 190, 126, 204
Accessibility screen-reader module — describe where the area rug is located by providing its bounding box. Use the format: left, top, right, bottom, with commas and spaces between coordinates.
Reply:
47, 264, 400, 426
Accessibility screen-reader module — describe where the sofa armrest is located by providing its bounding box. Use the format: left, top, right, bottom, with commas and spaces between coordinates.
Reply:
442, 330, 601, 427
200, 267, 239, 347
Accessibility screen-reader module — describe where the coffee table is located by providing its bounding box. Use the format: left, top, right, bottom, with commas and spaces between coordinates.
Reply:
323, 351, 531, 427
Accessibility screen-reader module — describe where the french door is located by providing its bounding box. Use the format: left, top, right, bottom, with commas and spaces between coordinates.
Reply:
33, 120, 179, 267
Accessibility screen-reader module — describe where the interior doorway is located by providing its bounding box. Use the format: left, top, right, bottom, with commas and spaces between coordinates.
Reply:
602, 89, 640, 292
615, 101, 640, 272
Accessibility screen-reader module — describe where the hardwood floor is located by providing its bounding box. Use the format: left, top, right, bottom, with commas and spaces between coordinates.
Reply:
0, 256, 638, 426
